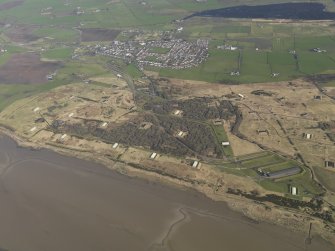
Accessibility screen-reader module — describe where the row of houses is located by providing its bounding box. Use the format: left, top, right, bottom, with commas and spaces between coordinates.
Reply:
85, 38, 209, 70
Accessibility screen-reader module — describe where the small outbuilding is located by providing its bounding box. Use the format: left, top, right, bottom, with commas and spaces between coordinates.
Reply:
325, 161, 335, 168
222, 141, 230, 146
112, 143, 119, 149
173, 110, 183, 116
192, 160, 200, 169
303, 133, 312, 139
290, 186, 298, 196
150, 152, 157, 159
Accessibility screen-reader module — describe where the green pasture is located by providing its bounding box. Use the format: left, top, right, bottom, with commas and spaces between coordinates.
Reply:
41, 48, 73, 61
219, 151, 323, 196
211, 124, 234, 158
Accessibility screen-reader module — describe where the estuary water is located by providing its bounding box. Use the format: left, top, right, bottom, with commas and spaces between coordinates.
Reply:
0, 134, 333, 251
187, 3, 335, 20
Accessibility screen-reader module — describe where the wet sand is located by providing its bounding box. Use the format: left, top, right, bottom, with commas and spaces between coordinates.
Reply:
0, 134, 333, 251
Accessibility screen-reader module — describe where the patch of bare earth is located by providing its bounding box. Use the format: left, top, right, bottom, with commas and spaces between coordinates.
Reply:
0, 53, 60, 84
5, 25, 40, 43
80, 28, 120, 42
0, 0, 24, 10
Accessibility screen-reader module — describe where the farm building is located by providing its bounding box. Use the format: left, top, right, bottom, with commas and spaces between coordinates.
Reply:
112, 143, 119, 149
265, 167, 301, 179
222, 142, 230, 146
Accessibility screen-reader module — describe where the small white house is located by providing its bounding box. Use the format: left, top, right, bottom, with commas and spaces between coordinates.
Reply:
33, 107, 40, 112
112, 143, 119, 149
222, 142, 230, 146
238, 93, 245, 99
101, 122, 108, 127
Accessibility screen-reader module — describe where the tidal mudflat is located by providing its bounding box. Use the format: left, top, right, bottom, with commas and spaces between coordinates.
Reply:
0, 134, 332, 251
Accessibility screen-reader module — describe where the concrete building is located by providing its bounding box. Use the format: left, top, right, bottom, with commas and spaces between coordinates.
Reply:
192, 160, 200, 169
173, 110, 183, 116
325, 161, 335, 168
33, 107, 40, 112
150, 152, 157, 159
303, 133, 312, 139
291, 186, 298, 195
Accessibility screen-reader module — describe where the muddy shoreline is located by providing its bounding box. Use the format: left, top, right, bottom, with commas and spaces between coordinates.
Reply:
0, 128, 334, 250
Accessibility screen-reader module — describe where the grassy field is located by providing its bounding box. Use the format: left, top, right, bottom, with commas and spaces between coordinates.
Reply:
154, 19, 335, 83
41, 47, 73, 61
211, 124, 234, 158
0, 0, 333, 85
219, 151, 323, 197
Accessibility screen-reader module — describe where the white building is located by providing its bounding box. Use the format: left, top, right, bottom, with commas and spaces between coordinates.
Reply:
291, 186, 297, 195
192, 160, 200, 169
150, 152, 157, 159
